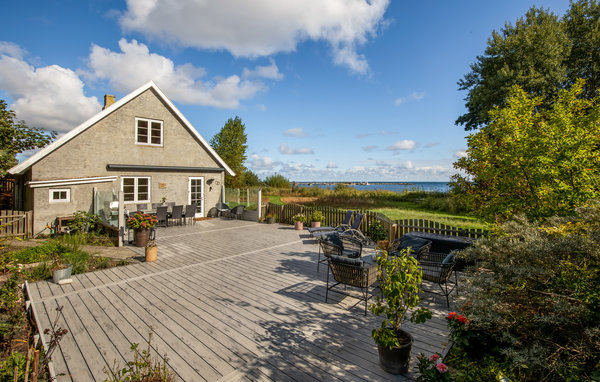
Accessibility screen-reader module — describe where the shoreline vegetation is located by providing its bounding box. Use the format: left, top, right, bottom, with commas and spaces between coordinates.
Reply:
263, 184, 485, 230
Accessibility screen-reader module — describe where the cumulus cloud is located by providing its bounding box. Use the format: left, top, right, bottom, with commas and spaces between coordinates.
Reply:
242, 59, 283, 80
119, 0, 390, 74
454, 150, 468, 158
84, 38, 264, 108
248, 154, 279, 170
394, 91, 425, 106
326, 161, 338, 169
0, 43, 101, 132
363, 145, 377, 152
283, 127, 306, 137
279, 143, 314, 155
386, 140, 416, 151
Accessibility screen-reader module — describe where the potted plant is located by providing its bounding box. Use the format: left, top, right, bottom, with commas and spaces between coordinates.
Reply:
292, 213, 306, 230
126, 212, 157, 247
371, 250, 432, 374
265, 213, 275, 224
309, 210, 324, 228
145, 240, 157, 262
51, 251, 72, 284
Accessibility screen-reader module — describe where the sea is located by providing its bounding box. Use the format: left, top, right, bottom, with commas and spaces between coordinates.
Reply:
295, 181, 450, 193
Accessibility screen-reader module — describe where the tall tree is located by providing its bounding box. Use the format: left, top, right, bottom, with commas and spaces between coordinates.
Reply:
0, 100, 56, 176
456, 7, 569, 130
452, 80, 600, 222
210, 116, 247, 188
457, 1, 600, 131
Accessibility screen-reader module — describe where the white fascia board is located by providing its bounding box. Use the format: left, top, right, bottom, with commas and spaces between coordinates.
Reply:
27, 176, 118, 188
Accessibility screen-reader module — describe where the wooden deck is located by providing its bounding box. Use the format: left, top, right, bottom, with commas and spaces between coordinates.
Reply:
28, 220, 452, 381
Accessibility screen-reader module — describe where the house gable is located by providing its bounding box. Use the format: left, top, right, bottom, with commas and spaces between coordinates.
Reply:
8, 81, 234, 178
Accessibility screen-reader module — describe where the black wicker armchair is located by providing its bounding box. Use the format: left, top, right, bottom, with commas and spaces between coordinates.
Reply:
317, 233, 363, 271
326, 254, 378, 315
419, 252, 458, 308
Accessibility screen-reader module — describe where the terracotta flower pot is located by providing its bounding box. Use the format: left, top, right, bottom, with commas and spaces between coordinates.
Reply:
294, 221, 303, 230
145, 245, 157, 262
311, 221, 321, 228
134, 228, 150, 247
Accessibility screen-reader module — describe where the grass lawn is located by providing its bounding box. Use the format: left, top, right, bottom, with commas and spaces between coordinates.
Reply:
372, 208, 485, 230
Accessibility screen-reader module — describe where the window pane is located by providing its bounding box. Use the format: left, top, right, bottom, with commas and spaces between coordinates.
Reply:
138, 192, 148, 201
138, 178, 148, 186
60, 191, 67, 199
53, 191, 60, 199
150, 122, 161, 144
137, 120, 148, 143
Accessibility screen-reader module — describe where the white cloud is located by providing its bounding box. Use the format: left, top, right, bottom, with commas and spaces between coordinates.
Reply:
279, 143, 314, 155
363, 145, 377, 152
394, 91, 425, 106
283, 127, 306, 137
85, 38, 264, 108
386, 140, 416, 151
0, 44, 101, 132
454, 150, 468, 158
120, 0, 390, 74
248, 154, 279, 170
242, 59, 283, 80
326, 161, 338, 169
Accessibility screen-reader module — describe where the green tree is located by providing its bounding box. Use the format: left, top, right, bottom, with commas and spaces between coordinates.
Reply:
210, 116, 247, 188
264, 174, 290, 188
243, 169, 262, 187
0, 100, 56, 176
457, 1, 600, 131
452, 80, 600, 222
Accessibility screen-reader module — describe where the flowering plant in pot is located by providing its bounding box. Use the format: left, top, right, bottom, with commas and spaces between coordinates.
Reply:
292, 213, 306, 230
309, 210, 323, 228
127, 212, 157, 247
265, 213, 275, 224
370, 250, 432, 374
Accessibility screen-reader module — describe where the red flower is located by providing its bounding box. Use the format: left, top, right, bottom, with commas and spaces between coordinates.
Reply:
447, 312, 457, 320
436, 363, 448, 373
457, 315, 468, 324
429, 354, 440, 362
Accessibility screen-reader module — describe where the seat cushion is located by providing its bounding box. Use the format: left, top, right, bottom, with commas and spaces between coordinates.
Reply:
442, 253, 455, 265
329, 254, 363, 267
400, 236, 431, 252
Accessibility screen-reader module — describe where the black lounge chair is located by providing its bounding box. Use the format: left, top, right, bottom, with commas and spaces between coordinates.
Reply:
215, 202, 231, 217
228, 205, 245, 220
312, 212, 364, 240
307, 210, 353, 233
326, 254, 378, 315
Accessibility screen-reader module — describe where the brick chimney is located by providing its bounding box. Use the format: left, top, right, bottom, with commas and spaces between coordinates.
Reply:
103, 94, 115, 110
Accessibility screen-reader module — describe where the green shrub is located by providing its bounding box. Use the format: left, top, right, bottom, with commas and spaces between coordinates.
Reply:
455, 206, 600, 380
67, 211, 102, 234
264, 174, 291, 188
368, 220, 388, 242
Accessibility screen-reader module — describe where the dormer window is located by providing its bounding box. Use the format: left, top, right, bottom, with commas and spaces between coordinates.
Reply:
136, 118, 163, 146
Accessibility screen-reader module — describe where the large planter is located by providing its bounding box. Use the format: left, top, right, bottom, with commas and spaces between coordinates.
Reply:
311, 221, 321, 228
266, 217, 275, 224
377, 329, 414, 374
53, 264, 72, 284
294, 221, 304, 230
134, 228, 151, 247
145, 245, 157, 262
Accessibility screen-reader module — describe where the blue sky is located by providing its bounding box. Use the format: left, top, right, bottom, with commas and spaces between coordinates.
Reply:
0, 0, 570, 181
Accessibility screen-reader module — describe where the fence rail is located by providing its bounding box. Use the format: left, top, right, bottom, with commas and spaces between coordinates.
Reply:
265, 203, 486, 240
0, 210, 33, 239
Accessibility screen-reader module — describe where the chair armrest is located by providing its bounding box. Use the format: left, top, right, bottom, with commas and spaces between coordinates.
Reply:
340, 236, 362, 258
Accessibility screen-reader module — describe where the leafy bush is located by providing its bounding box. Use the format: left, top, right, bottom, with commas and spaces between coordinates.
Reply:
68, 211, 102, 234
264, 174, 291, 188
455, 206, 600, 380
368, 220, 388, 242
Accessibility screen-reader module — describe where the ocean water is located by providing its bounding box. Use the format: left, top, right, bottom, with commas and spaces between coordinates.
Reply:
296, 182, 450, 193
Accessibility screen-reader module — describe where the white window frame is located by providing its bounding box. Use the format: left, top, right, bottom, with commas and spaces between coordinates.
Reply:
121, 176, 151, 203
135, 117, 163, 146
49, 188, 70, 203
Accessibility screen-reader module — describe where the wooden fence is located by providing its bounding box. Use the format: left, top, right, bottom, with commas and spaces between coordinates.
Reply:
0, 210, 33, 239
265, 203, 486, 240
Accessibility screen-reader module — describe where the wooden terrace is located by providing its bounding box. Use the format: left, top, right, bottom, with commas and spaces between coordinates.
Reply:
27, 219, 452, 381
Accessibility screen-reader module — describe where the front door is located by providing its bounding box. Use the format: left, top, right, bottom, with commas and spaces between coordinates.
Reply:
188, 177, 204, 217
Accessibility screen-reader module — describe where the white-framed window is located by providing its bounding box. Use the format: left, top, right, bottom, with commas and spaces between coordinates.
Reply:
49, 188, 70, 203
135, 118, 163, 146
121, 177, 150, 203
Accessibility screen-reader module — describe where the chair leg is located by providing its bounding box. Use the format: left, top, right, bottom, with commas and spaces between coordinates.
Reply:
325, 266, 330, 302
317, 246, 321, 272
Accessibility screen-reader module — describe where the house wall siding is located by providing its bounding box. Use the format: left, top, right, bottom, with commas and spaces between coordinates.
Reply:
27, 87, 226, 233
